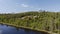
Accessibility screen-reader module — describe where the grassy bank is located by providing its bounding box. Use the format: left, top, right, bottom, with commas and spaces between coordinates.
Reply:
0, 11, 59, 34
0, 22, 59, 34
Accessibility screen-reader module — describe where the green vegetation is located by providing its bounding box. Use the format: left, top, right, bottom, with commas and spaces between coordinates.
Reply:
0, 11, 59, 34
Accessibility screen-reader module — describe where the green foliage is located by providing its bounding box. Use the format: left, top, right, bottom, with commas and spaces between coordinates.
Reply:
0, 11, 59, 33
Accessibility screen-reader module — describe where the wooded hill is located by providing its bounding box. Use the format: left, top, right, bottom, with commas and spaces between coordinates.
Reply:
0, 11, 59, 33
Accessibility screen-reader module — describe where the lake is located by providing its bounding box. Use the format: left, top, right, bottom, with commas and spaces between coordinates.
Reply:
0, 24, 49, 34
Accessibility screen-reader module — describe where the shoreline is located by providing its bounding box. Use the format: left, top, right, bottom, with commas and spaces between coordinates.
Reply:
0, 22, 58, 34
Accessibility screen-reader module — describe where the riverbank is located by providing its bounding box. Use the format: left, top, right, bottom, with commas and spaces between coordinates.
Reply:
0, 22, 59, 34
0, 12, 59, 34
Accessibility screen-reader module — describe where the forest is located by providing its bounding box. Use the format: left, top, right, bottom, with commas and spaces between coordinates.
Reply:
0, 10, 59, 34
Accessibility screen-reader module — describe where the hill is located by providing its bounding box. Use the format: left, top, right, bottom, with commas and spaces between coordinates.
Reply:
0, 11, 59, 34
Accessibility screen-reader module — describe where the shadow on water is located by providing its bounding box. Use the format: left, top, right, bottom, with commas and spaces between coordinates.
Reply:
24, 28, 49, 34
15, 27, 49, 34
0, 24, 49, 34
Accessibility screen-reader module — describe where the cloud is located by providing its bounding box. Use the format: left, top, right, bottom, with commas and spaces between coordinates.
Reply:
21, 4, 29, 8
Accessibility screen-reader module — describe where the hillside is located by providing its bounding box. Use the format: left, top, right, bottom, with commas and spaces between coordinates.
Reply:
0, 11, 59, 34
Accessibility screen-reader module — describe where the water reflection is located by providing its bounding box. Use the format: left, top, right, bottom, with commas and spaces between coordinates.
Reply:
0, 24, 49, 34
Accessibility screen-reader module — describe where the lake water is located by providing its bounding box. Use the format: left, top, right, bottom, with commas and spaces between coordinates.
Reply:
0, 24, 49, 34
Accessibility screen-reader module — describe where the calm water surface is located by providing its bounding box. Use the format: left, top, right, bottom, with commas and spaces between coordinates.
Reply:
0, 24, 49, 34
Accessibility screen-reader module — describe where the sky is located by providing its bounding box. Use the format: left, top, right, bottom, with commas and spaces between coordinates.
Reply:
0, 0, 60, 13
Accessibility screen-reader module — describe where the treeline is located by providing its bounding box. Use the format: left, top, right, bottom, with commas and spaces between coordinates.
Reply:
0, 11, 60, 33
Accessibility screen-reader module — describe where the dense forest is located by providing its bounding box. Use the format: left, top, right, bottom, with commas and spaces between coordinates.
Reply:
0, 11, 60, 34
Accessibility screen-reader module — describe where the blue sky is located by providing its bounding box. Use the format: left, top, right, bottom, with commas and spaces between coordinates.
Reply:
0, 0, 60, 13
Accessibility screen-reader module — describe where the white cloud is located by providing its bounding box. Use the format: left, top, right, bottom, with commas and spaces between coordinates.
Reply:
21, 4, 29, 8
